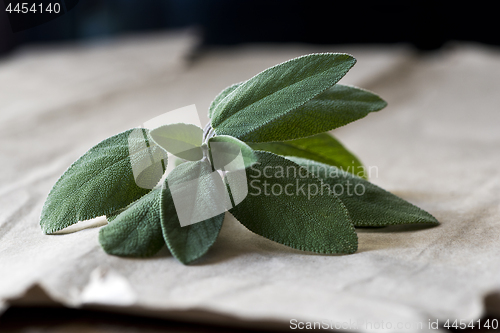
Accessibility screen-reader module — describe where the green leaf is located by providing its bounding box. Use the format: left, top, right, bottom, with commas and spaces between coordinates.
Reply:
244, 84, 386, 142
99, 187, 165, 257
287, 157, 439, 227
173, 155, 187, 167
211, 53, 356, 143
40, 128, 167, 234
208, 135, 257, 169
150, 123, 204, 161
106, 208, 126, 223
208, 82, 242, 119
211, 83, 386, 144
161, 161, 225, 264
228, 151, 358, 254
249, 132, 367, 179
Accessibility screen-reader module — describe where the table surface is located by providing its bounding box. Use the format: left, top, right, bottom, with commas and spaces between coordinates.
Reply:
1, 31, 500, 333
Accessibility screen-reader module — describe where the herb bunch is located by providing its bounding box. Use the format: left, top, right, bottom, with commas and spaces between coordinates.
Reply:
40, 53, 438, 264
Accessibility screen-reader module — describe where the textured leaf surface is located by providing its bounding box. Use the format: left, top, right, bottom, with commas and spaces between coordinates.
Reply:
150, 123, 203, 161
208, 82, 241, 118
161, 164, 224, 264
208, 135, 257, 169
166, 160, 230, 227
106, 208, 126, 223
288, 157, 439, 227
249, 132, 367, 179
242, 84, 386, 142
41, 129, 165, 234
211, 53, 356, 143
229, 151, 357, 254
99, 187, 165, 257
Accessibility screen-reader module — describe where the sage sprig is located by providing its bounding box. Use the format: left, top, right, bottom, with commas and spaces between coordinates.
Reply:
40, 53, 438, 264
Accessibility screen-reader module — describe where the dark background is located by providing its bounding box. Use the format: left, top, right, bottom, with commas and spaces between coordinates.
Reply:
0, 0, 499, 56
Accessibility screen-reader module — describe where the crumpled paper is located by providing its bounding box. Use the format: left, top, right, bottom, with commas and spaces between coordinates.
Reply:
1, 32, 500, 332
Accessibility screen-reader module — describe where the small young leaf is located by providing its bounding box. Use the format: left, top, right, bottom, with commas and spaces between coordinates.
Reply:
40, 129, 166, 234
208, 82, 242, 118
228, 151, 358, 254
99, 187, 165, 257
249, 132, 367, 179
211, 53, 356, 143
287, 157, 439, 227
161, 162, 225, 264
150, 123, 204, 161
208, 135, 257, 169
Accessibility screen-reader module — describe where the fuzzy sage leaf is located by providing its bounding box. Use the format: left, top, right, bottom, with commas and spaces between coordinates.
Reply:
166, 160, 230, 227
228, 151, 358, 254
40, 129, 167, 234
211, 53, 356, 143
210, 80, 386, 143
40, 51, 437, 265
161, 179, 224, 265
99, 187, 165, 257
242, 84, 387, 142
208, 82, 241, 119
287, 157, 439, 227
249, 132, 367, 179
208, 135, 257, 169
150, 123, 204, 161
161, 160, 225, 264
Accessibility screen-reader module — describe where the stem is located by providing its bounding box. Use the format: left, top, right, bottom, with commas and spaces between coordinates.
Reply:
202, 122, 216, 144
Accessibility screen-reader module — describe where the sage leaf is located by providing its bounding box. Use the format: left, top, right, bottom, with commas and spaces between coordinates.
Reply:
106, 208, 126, 223
228, 151, 358, 254
243, 84, 387, 142
249, 132, 367, 179
99, 187, 165, 257
287, 157, 439, 227
208, 82, 242, 118
211, 83, 386, 144
150, 123, 204, 161
166, 160, 231, 226
208, 135, 257, 170
173, 155, 187, 167
161, 161, 225, 264
211, 53, 356, 143
40, 129, 167, 234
